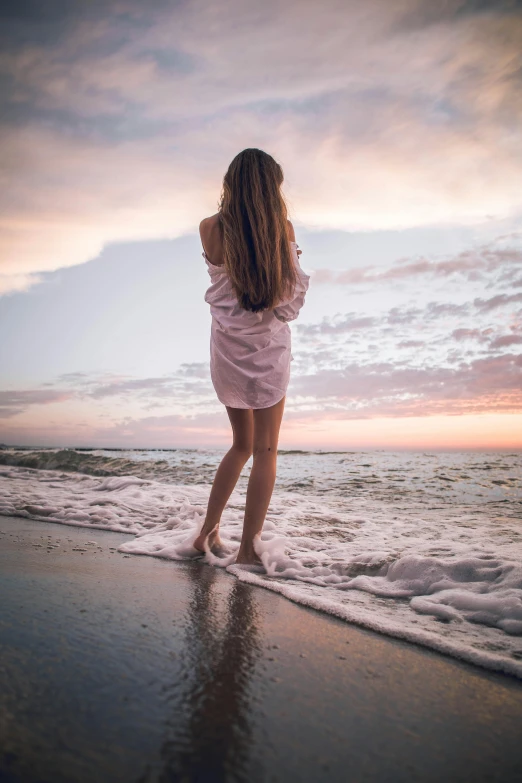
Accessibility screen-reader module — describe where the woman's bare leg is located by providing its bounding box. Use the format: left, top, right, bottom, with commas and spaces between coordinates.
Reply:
193, 406, 253, 553
236, 396, 286, 565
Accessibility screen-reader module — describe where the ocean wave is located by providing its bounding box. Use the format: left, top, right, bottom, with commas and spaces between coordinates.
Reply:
2, 448, 520, 510
0, 449, 213, 486
1, 462, 521, 679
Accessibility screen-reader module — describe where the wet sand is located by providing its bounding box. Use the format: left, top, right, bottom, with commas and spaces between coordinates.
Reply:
1, 515, 521, 783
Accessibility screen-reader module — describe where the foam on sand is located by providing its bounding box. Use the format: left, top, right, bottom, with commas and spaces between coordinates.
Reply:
1, 463, 521, 678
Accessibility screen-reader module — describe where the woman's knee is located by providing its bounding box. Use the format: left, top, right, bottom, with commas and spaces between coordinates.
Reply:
232, 442, 253, 460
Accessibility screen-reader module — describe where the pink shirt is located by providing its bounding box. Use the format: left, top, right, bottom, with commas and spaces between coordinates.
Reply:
203, 241, 310, 409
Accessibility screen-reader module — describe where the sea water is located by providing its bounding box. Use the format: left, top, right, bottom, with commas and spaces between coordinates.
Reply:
1, 447, 521, 677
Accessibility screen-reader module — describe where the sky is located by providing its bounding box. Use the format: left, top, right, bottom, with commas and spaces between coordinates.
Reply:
1, 0, 521, 450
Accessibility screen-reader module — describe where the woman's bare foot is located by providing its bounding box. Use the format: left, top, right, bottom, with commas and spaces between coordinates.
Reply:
234, 543, 263, 566
235, 555, 263, 566
193, 528, 229, 556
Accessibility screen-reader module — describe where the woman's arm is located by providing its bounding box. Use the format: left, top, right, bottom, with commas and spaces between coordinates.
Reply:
273, 227, 310, 323
287, 219, 302, 255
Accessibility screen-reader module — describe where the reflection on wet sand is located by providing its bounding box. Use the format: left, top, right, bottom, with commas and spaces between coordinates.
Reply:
159, 563, 262, 781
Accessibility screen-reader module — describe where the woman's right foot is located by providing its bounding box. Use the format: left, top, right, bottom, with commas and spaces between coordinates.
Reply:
235, 550, 263, 566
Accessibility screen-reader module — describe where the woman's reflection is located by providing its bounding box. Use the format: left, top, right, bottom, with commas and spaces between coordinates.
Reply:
160, 563, 262, 782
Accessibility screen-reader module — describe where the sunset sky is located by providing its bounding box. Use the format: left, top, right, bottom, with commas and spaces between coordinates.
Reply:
1, 0, 521, 450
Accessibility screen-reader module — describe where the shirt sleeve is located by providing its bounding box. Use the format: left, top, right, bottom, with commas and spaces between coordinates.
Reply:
273, 252, 311, 323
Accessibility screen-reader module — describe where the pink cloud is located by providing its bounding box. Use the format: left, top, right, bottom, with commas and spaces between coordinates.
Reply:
451, 328, 492, 343
0, 389, 74, 419
291, 353, 522, 416
474, 293, 522, 312
490, 335, 522, 349
311, 245, 522, 289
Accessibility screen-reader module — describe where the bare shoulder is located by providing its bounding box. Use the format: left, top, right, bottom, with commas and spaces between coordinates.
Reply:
200, 213, 224, 266
199, 213, 219, 234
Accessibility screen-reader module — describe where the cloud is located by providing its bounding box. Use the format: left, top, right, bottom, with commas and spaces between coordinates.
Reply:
397, 339, 425, 348
451, 328, 492, 343
311, 243, 522, 288
87, 368, 213, 403
298, 314, 377, 337
1, 339, 521, 437
490, 334, 522, 349
90, 410, 231, 448
291, 352, 522, 417
287, 287, 522, 414
0, 124, 213, 288
0, 365, 215, 420
0, 388, 74, 418
473, 293, 522, 312
424, 302, 471, 319
0, 272, 44, 295
297, 300, 479, 339
296, 289, 522, 345
55, 371, 92, 384
177, 362, 210, 379
1, 0, 522, 293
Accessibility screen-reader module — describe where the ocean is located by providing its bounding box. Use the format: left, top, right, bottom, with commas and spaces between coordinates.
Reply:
1, 447, 521, 678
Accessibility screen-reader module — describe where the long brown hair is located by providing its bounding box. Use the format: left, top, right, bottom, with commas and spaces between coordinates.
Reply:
218, 148, 298, 313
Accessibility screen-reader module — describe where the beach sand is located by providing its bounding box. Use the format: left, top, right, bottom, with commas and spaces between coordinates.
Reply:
1, 515, 521, 783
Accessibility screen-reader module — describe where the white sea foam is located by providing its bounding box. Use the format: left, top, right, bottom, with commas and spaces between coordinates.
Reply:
1, 454, 521, 678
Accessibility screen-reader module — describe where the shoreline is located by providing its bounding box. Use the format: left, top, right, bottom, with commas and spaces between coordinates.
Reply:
1, 514, 521, 782
2, 445, 522, 452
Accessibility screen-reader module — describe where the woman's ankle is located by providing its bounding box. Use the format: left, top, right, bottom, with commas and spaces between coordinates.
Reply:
199, 523, 219, 539
236, 552, 262, 565
236, 541, 259, 560
193, 526, 219, 549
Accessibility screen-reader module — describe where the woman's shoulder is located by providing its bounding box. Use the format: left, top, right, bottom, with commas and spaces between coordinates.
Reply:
200, 213, 220, 230
200, 214, 225, 267
199, 213, 222, 242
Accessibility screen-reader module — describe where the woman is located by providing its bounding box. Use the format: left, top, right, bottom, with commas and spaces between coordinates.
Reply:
193, 148, 310, 566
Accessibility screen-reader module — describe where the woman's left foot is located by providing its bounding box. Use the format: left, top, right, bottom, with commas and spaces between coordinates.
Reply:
193, 529, 228, 556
